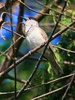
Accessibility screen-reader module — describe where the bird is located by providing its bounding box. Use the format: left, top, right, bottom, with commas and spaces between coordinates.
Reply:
23, 17, 63, 75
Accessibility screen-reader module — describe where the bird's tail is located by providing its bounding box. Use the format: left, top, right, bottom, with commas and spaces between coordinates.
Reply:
45, 49, 63, 75
49, 56, 63, 75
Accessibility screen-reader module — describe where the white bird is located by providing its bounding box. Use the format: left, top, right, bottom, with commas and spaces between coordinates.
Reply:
23, 17, 63, 75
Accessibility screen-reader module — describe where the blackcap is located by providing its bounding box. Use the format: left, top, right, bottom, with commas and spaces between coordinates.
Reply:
23, 17, 63, 75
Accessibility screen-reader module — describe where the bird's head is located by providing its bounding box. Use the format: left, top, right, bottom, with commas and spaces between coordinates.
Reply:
24, 17, 39, 33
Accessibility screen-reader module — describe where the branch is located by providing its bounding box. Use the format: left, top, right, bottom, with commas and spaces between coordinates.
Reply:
31, 84, 69, 100
18, 0, 51, 16
0, 1, 24, 73
52, 45, 75, 54
64, 61, 75, 66
61, 73, 75, 100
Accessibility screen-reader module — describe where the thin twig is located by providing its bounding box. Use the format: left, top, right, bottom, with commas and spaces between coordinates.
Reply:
0, 73, 74, 95
6, 74, 28, 84
2, 26, 25, 38
61, 73, 75, 100
18, 0, 54, 16
0, 36, 22, 57
10, 6, 17, 99
35, 0, 75, 21
52, 45, 75, 54
64, 61, 75, 66
31, 83, 69, 100
23, 73, 75, 92
52, 21, 75, 40
0, 0, 24, 73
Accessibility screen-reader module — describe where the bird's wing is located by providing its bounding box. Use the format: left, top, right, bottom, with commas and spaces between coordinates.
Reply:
39, 27, 55, 55
39, 27, 48, 41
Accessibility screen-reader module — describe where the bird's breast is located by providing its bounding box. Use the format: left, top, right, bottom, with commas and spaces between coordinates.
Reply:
26, 29, 45, 49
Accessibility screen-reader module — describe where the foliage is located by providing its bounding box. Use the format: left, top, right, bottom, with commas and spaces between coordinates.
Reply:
0, 0, 75, 100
